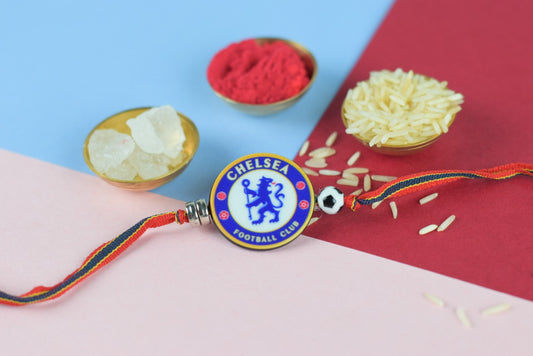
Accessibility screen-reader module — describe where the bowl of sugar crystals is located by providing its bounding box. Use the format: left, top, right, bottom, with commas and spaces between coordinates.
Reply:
84, 105, 199, 190
341, 69, 464, 155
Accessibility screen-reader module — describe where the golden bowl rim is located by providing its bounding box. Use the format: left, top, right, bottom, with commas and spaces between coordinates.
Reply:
340, 98, 456, 151
83, 106, 199, 190
207, 37, 317, 110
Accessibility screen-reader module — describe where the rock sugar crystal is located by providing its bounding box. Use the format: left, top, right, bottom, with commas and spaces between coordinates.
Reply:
88, 105, 187, 181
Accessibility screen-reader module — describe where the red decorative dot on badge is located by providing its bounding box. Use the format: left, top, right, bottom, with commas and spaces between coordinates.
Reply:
296, 181, 305, 190
219, 210, 230, 220
217, 191, 227, 200
299, 200, 309, 209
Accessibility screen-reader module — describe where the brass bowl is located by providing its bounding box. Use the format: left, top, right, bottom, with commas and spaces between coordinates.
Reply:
208, 37, 317, 116
341, 99, 456, 156
83, 107, 199, 191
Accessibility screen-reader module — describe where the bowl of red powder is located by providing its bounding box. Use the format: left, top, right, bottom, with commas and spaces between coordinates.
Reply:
207, 38, 317, 115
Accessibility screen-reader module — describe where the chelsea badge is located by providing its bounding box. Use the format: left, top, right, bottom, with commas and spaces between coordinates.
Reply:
209, 153, 314, 250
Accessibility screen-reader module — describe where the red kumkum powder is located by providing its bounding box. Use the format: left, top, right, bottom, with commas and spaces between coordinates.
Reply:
207, 39, 311, 105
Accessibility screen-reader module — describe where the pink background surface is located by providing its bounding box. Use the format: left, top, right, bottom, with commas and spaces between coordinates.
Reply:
1, 148, 532, 355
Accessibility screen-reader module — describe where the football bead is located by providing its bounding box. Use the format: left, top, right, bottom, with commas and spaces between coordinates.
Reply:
317, 186, 344, 215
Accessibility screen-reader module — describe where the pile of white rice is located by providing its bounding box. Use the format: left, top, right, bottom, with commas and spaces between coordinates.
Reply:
343, 69, 464, 147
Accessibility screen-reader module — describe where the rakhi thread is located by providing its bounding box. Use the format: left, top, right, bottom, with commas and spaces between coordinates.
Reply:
1, 162, 532, 307
344, 163, 533, 211
0, 210, 189, 306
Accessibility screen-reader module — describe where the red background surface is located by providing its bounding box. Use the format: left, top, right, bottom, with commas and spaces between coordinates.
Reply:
296, 0, 533, 301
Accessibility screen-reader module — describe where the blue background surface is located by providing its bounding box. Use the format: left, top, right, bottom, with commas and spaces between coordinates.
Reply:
0, 0, 393, 201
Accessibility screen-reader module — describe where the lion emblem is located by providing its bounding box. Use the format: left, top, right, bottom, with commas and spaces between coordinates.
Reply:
242, 176, 285, 225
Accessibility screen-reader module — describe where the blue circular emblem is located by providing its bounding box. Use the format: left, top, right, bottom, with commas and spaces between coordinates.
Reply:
209, 153, 314, 250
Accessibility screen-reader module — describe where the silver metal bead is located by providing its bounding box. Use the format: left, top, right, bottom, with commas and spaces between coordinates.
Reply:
185, 199, 212, 226
185, 201, 200, 226
195, 199, 211, 226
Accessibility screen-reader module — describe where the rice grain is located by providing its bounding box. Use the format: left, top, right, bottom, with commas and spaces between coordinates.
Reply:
319, 169, 341, 176
423, 293, 445, 307
389, 201, 398, 219
364, 174, 371, 192
344, 167, 369, 174
350, 188, 363, 196
371, 174, 397, 182
481, 303, 511, 316
299, 140, 309, 156
309, 147, 336, 159
342, 171, 359, 183
337, 178, 359, 187
305, 158, 327, 169
308, 217, 320, 226
456, 307, 471, 328
347, 151, 361, 165
325, 131, 338, 147
437, 214, 456, 232
419, 224, 438, 235
419, 192, 439, 205
302, 167, 319, 176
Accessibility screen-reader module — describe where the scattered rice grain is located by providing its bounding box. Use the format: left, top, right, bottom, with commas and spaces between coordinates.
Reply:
302, 167, 319, 176
305, 158, 328, 169
437, 214, 456, 232
342, 171, 359, 184
364, 174, 371, 192
419, 224, 438, 235
344, 167, 369, 174
337, 178, 359, 187
419, 192, 439, 205
309, 147, 336, 159
347, 151, 361, 165
371, 201, 382, 209
481, 303, 511, 316
456, 307, 472, 328
389, 201, 398, 219
308, 217, 320, 226
350, 188, 363, 196
319, 169, 341, 176
298, 140, 310, 156
325, 131, 338, 147
423, 293, 445, 307
371, 174, 397, 182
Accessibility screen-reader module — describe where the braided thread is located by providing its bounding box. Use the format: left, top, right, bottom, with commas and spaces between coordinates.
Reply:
175, 210, 189, 224
0, 210, 189, 306
345, 163, 533, 212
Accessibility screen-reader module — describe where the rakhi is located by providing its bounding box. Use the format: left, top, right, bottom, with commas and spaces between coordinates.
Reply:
1, 153, 532, 306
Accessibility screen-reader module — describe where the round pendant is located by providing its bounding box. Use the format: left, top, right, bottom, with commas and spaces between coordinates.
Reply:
209, 153, 314, 250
